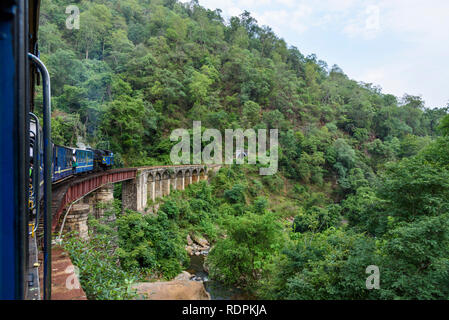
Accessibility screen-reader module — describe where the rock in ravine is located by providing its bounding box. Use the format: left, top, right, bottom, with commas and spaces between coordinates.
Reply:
185, 245, 194, 255
174, 271, 192, 281
132, 280, 211, 300
192, 235, 209, 247
187, 235, 193, 246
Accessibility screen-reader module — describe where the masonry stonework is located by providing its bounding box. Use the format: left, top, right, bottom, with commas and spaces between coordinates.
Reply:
63, 203, 90, 240
121, 165, 217, 214
62, 165, 221, 239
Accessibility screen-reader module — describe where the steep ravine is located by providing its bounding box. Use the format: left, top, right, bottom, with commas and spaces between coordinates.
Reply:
185, 235, 247, 300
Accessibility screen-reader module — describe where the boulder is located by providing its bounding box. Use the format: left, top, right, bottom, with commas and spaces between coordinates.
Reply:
174, 271, 192, 281
185, 245, 194, 255
187, 235, 193, 245
132, 280, 211, 300
192, 235, 209, 247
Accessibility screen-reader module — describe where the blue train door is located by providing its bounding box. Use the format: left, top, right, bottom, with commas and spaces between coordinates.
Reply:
0, 0, 30, 299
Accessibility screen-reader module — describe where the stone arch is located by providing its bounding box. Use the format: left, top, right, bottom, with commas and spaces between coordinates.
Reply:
176, 170, 184, 190
192, 168, 199, 183
162, 170, 171, 196
155, 172, 162, 198
170, 171, 177, 191
184, 170, 191, 189
199, 168, 207, 181
147, 172, 155, 203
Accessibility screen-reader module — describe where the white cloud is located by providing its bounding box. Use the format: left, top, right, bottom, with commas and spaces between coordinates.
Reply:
380, 0, 449, 38
343, 5, 381, 39
354, 54, 449, 107
193, 0, 449, 107
253, 5, 312, 34
351, 0, 449, 106
275, 0, 296, 7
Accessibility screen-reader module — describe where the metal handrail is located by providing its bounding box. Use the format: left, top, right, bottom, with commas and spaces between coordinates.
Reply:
29, 112, 40, 234
28, 53, 52, 301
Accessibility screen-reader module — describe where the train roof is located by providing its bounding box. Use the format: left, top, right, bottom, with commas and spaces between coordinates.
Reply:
52, 144, 74, 151
87, 147, 113, 153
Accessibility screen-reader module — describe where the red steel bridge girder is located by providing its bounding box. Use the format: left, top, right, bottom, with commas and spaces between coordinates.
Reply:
51, 169, 136, 231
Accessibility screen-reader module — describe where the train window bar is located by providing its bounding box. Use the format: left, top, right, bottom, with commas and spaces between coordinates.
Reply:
29, 112, 40, 235
28, 53, 52, 300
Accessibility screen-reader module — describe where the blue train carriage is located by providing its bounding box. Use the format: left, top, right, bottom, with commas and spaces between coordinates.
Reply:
52, 145, 74, 182
74, 148, 94, 174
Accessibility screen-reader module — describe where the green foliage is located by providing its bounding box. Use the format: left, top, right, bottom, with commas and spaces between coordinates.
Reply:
100, 95, 156, 164
39, 0, 449, 300
39, 0, 447, 173
399, 135, 431, 158
159, 200, 180, 219
378, 157, 449, 221
268, 137, 449, 300
64, 233, 138, 300
116, 211, 188, 279
265, 228, 379, 300
378, 214, 449, 299
438, 114, 449, 136
51, 112, 85, 146
242, 100, 261, 126
340, 187, 379, 230
224, 183, 246, 204
261, 174, 284, 193
207, 212, 282, 289
253, 196, 268, 214
420, 137, 449, 168
293, 205, 341, 233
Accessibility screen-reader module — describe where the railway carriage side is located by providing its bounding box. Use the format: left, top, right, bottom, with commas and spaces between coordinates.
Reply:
52, 145, 73, 182
74, 149, 94, 174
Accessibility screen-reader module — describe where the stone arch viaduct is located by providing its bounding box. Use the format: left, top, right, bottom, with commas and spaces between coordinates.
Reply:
121, 165, 210, 213
51, 164, 221, 236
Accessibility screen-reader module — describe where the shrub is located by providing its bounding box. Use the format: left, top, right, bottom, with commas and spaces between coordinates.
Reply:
64, 234, 138, 300
253, 197, 268, 214
116, 211, 188, 279
159, 200, 180, 219
224, 183, 246, 204
207, 212, 282, 289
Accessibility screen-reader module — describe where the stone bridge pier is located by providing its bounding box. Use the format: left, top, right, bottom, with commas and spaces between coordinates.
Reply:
122, 165, 209, 213
63, 183, 115, 240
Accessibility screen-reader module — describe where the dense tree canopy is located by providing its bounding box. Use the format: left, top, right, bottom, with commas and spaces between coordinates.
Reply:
39, 0, 449, 300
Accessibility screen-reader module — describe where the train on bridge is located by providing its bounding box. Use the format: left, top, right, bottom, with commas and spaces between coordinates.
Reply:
32, 121, 114, 184
0, 0, 115, 300
1, 1, 216, 300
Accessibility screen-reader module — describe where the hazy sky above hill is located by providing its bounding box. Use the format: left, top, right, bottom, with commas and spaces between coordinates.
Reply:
191, 0, 449, 108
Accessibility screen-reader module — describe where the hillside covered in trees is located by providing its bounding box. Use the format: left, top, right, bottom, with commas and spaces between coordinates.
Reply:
39, 0, 449, 299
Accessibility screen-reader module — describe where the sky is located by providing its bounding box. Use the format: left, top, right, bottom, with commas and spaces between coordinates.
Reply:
191, 0, 449, 108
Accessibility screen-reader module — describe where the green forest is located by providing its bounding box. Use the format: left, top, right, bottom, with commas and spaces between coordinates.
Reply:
39, 0, 449, 299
